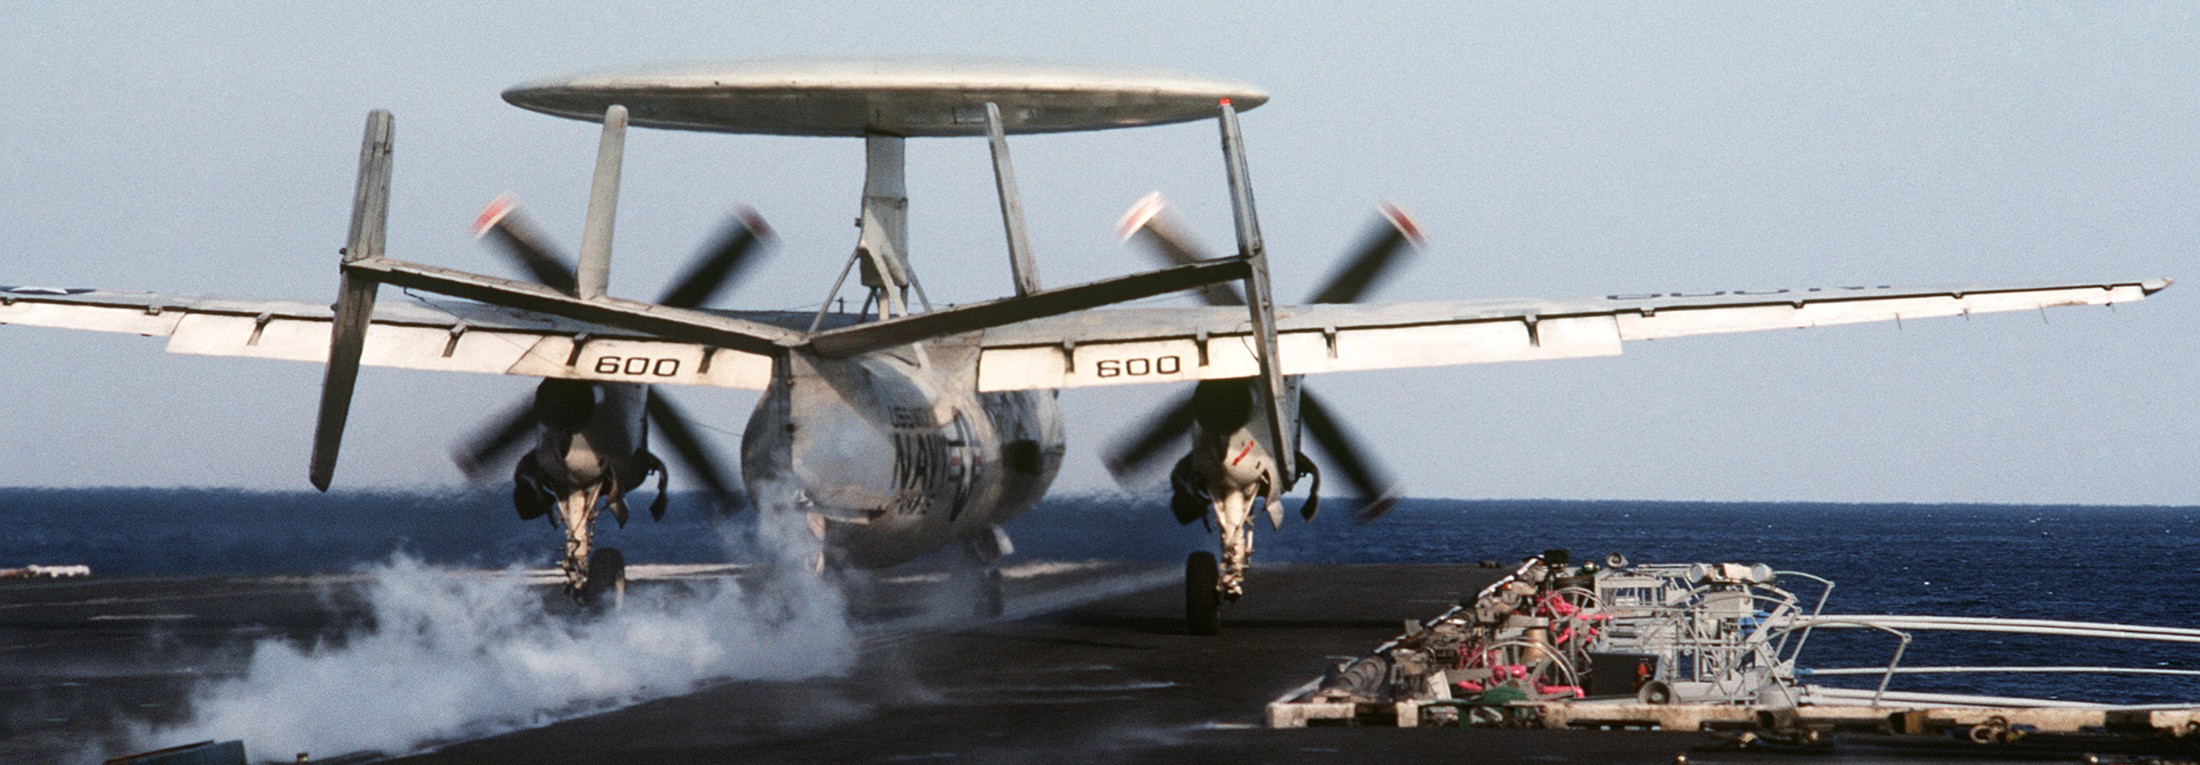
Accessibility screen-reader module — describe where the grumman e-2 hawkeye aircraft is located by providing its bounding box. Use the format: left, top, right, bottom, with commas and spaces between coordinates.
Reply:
0, 60, 2169, 633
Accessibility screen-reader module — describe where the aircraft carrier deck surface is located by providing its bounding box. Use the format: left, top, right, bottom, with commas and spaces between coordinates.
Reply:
9, 562, 1731, 764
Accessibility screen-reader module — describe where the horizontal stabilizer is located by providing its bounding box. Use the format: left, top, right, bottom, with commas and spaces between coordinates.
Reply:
805, 256, 1253, 359
343, 256, 801, 356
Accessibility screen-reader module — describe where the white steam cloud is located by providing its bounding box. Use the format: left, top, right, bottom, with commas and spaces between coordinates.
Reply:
133, 514, 854, 760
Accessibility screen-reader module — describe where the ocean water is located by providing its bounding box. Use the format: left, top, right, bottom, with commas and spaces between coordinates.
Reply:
4, 489, 2197, 704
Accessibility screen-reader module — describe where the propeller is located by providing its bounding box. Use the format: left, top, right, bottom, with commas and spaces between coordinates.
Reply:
452, 378, 595, 484
471, 195, 577, 294
451, 195, 768, 514
468, 194, 771, 309
1299, 390, 1398, 523
643, 389, 742, 516
1105, 194, 1420, 521
656, 208, 771, 309
455, 398, 538, 483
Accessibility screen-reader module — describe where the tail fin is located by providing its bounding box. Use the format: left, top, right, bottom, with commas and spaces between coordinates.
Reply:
1215, 99, 1296, 485
310, 110, 392, 491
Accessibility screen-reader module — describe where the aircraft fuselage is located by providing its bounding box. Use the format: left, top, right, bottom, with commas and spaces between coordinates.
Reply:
741, 341, 1065, 569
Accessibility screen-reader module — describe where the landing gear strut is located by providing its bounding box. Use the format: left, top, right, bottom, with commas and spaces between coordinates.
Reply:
1185, 550, 1220, 636
962, 530, 1008, 618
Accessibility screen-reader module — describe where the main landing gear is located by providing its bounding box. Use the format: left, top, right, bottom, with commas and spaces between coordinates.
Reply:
961, 529, 1009, 619
1184, 487, 1259, 637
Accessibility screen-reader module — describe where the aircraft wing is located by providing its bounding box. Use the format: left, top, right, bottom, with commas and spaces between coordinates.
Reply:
0, 286, 784, 389
970, 279, 2171, 391
7, 277, 2166, 393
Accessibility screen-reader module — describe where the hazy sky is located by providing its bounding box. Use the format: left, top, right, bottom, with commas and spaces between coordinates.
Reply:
2, 4, 2194, 504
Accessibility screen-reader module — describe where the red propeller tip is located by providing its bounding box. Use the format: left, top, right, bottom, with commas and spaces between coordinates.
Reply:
1117, 192, 1168, 241
1380, 203, 1426, 247
736, 206, 772, 238
472, 194, 518, 238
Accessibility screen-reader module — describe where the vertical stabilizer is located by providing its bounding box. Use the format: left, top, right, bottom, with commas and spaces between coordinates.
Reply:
1216, 100, 1296, 486
310, 109, 393, 491
983, 102, 1041, 296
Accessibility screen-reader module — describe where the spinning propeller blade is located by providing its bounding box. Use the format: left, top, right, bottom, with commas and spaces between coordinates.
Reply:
1118, 192, 1208, 268
1298, 390, 1399, 524
1118, 193, 1244, 306
1306, 203, 1423, 304
452, 398, 538, 484
656, 208, 772, 308
453, 197, 768, 513
1103, 389, 1200, 486
1106, 380, 1261, 487
645, 391, 743, 515
473, 196, 771, 310
472, 194, 578, 295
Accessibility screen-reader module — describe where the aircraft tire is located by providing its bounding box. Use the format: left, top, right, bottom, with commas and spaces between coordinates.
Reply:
1185, 551, 1220, 636
581, 547, 627, 610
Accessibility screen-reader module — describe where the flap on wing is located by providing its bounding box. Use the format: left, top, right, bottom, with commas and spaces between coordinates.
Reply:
0, 290, 774, 390
0, 296, 188, 335
1611, 282, 2155, 340
6, 278, 2161, 394
978, 313, 1623, 391
974, 280, 2162, 392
